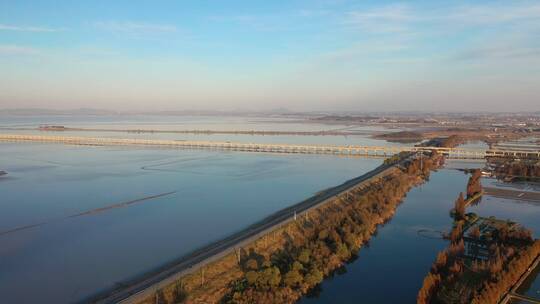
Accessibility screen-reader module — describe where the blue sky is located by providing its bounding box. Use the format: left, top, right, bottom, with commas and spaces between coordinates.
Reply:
1, 0, 539, 112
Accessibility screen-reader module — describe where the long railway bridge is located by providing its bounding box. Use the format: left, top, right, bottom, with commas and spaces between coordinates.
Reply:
1, 134, 539, 159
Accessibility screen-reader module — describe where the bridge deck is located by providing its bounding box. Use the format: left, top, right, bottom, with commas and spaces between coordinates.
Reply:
0, 134, 538, 159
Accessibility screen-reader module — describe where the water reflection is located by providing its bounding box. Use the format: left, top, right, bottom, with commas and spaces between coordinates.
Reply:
300, 166, 540, 303
299, 169, 468, 304
0, 142, 381, 303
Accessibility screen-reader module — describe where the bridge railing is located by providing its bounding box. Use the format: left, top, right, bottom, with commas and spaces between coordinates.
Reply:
1, 134, 538, 159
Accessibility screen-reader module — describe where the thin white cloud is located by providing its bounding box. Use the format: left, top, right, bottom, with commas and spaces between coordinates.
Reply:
342, 1, 540, 64
345, 4, 415, 33
94, 21, 177, 34
0, 44, 39, 55
448, 2, 540, 25
0, 23, 60, 32
345, 2, 540, 33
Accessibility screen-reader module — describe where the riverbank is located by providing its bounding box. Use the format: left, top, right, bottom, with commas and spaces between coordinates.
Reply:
89, 157, 401, 303
417, 171, 540, 304
0, 142, 386, 303
113, 152, 444, 304
500, 255, 540, 304
484, 187, 540, 204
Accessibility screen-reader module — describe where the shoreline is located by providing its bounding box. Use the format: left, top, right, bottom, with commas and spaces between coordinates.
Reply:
91, 152, 442, 304
87, 155, 413, 304
500, 255, 540, 304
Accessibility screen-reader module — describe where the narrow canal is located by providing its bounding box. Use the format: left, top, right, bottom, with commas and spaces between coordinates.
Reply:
300, 160, 540, 303
300, 166, 470, 303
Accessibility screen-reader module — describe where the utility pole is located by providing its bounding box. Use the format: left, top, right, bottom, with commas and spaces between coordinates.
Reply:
201, 267, 205, 286
235, 248, 241, 265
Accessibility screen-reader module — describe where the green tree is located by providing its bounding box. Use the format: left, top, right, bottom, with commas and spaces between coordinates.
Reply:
298, 249, 310, 265
318, 229, 328, 240
336, 243, 350, 260
304, 267, 323, 286
292, 261, 304, 272
258, 266, 281, 289
245, 271, 259, 286
284, 270, 303, 288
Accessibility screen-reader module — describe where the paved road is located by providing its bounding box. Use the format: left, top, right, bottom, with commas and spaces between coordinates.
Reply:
500, 255, 540, 304
86, 157, 406, 304
507, 293, 540, 304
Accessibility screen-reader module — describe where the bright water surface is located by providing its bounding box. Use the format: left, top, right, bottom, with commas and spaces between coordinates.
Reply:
0, 115, 403, 303
0, 141, 381, 303
0, 114, 413, 147
0, 114, 393, 133
1, 116, 537, 303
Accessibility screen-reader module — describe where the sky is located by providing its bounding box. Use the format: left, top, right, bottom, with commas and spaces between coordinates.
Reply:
1, 0, 539, 112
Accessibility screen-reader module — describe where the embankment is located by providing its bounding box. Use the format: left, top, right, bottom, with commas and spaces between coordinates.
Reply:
99, 152, 444, 304
417, 171, 540, 304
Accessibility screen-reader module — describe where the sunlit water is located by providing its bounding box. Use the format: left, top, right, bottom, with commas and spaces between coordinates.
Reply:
2, 116, 536, 303
0, 141, 381, 303
0, 114, 394, 133
0, 114, 414, 147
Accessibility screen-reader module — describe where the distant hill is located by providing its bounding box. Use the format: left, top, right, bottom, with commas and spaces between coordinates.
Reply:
0, 108, 119, 116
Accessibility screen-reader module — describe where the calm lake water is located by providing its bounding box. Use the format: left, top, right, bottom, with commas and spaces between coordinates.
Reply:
300, 162, 540, 304
1, 116, 537, 303
0, 114, 414, 147
300, 167, 469, 304
0, 141, 381, 303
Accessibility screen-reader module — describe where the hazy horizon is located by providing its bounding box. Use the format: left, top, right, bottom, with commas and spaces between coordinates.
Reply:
2, 107, 540, 115
2, 1, 540, 112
